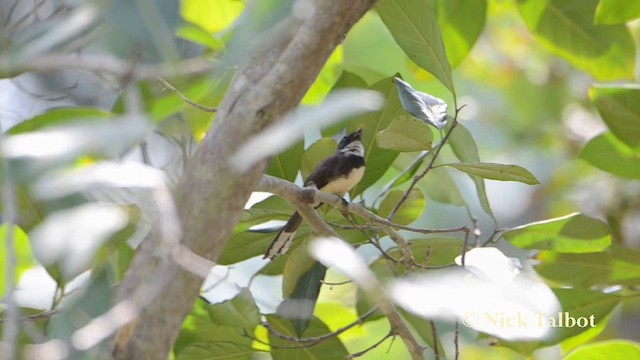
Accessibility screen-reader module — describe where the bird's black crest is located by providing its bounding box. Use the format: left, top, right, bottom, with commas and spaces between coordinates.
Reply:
337, 128, 363, 150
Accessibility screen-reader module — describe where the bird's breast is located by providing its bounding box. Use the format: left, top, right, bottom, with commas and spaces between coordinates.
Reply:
320, 166, 365, 195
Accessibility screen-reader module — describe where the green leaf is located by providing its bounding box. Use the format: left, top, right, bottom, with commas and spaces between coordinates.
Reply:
517, 0, 635, 81
177, 342, 254, 360
182, 0, 245, 34
564, 340, 640, 360
176, 24, 224, 50
595, 0, 640, 24
8, 107, 112, 134
378, 188, 426, 225
438, 0, 487, 67
219, 231, 275, 265
421, 165, 465, 206
376, 0, 455, 93
376, 116, 434, 152
579, 132, 640, 179
445, 162, 539, 185
174, 298, 223, 354
545, 289, 622, 344
348, 76, 405, 197
503, 213, 611, 253
589, 85, 640, 148
321, 71, 369, 137
207, 288, 260, 330
0, 224, 34, 298
267, 314, 349, 359
535, 244, 640, 287
448, 123, 494, 219
279, 257, 327, 337
301, 138, 337, 180
267, 140, 304, 181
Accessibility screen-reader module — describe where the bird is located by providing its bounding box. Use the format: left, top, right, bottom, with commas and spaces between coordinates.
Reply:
264, 128, 366, 260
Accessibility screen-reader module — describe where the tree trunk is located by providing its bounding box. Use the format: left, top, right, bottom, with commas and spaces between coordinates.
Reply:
111, 1, 377, 358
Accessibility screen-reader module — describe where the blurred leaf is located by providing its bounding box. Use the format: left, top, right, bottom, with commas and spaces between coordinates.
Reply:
394, 77, 448, 129
564, 340, 640, 360
448, 123, 494, 218
301, 138, 337, 180
421, 165, 465, 206
445, 162, 540, 185
376, 0, 455, 93
321, 71, 369, 138
579, 132, 640, 179
267, 314, 349, 358
219, 231, 274, 264
535, 244, 640, 287
48, 269, 114, 345
29, 203, 130, 281
302, 47, 344, 105
378, 188, 426, 225
376, 116, 434, 152
349, 76, 405, 196
438, 0, 487, 67
4, 115, 150, 179
8, 107, 113, 134
594, 0, 640, 24
182, 0, 245, 34
503, 213, 611, 253
279, 247, 326, 336
267, 140, 304, 182
517, 0, 635, 81
589, 85, 640, 148
176, 23, 224, 50
401, 309, 446, 357
0, 225, 34, 297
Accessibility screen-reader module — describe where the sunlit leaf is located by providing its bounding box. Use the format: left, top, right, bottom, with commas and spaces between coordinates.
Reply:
589, 85, 640, 148
208, 288, 260, 330
176, 24, 224, 50
594, 0, 640, 24
376, 0, 455, 93
445, 162, 539, 185
517, 0, 635, 80
579, 132, 640, 179
378, 188, 426, 225
535, 244, 640, 287
564, 340, 640, 360
0, 225, 34, 298
181, 0, 245, 34
394, 77, 448, 129
438, 0, 487, 67
376, 116, 434, 152
503, 213, 611, 253
177, 342, 254, 360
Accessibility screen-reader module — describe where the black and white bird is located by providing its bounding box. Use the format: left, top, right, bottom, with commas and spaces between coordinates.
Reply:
264, 128, 366, 260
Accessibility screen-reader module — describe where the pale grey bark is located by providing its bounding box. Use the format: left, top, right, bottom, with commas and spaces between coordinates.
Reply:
111, 1, 377, 359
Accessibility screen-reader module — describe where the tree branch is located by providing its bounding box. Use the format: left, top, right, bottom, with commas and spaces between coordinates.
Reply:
111, 2, 378, 358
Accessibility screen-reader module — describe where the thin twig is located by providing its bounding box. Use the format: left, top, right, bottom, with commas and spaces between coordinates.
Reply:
373, 150, 431, 207
0, 310, 59, 324
263, 307, 378, 347
454, 321, 460, 360
156, 77, 218, 113
387, 105, 466, 220
430, 320, 440, 360
348, 330, 394, 359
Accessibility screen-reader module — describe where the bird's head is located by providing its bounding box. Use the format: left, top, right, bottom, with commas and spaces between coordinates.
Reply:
337, 128, 364, 156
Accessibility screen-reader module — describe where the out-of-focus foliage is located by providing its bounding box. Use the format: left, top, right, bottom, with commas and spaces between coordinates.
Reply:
2, 0, 640, 359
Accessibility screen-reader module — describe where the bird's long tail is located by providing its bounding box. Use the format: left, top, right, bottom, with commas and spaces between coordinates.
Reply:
264, 211, 303, 260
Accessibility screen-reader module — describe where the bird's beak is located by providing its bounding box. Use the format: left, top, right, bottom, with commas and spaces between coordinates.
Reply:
353, 128, 363, 140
